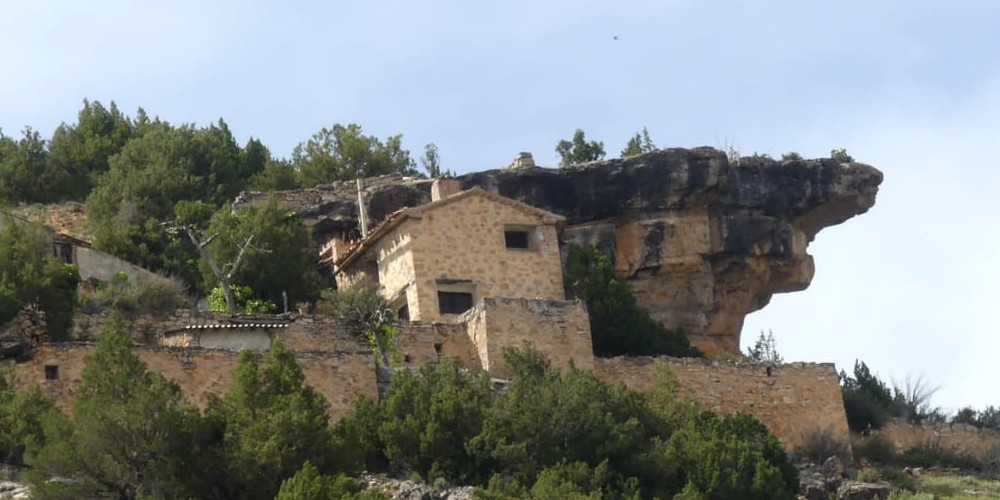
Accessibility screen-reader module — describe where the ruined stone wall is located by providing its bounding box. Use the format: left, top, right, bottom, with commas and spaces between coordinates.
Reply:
594, 357, 851, 452
873, 421, 1000, 459
372, 227, 421, 316
9, 344, 378, 422
74, 246, 171, 289
407, 194, 565, 322
394, 321, 480, 369
470, 298, 593, 378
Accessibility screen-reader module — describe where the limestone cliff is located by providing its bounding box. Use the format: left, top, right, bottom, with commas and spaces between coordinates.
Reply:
237, 147, 883, 355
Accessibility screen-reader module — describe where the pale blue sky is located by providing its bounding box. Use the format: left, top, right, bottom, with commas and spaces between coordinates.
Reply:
2, 0, 999, 410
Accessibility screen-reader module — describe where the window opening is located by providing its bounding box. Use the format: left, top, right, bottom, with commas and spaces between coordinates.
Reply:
438, 291, 474, 315
44, 365, 59, 380
504, 230, 530, 249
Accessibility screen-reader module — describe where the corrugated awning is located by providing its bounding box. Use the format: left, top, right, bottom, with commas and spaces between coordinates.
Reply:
183, 324, 289, 330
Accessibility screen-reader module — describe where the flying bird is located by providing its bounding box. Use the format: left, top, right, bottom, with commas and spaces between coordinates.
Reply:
613, 35, 619, 41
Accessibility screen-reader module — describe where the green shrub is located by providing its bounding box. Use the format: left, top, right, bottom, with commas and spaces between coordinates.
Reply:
275, 461, 386, 500
878, 467, 919, 492
377, 358, 490, 483
207, 284, 276, 313
853, 434, 896, 465
896, 441, 981, 470
0, 379, 57, 467
95, 272, 190, 313
668, 411, 799, 500
795, 426, 850, 464
830, 148, 854, 163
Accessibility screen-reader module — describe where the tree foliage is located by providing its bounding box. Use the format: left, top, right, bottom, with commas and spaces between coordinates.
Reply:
746, 330, 783, 364
293, 123, 418, 187
668, 411, 798, 500
621, 127, 656, 158
564, 244, 700, 358
207, 284, 277, 313
207, 341, 338, 500
838, 360, 945, 431
198, 200, 320, 308
556, 129, 606, 167
275, 461, 386, 500
0, 376, 55, 467
26, 312, 207, 499
336, 346, 798, 500
0, 216, 80, 340
317, 278, 397, 366
46, 100, 135, 200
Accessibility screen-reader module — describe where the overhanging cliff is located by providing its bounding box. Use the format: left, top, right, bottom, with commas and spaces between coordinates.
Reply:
237, 147, 883, 355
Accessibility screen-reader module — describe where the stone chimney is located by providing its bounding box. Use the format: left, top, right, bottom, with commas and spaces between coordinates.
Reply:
431, 178, 462, 201
509, 152, 535, 169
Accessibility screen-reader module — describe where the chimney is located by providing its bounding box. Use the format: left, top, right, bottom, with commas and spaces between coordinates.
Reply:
509, 152, 535, 169
431, 178, 462, 201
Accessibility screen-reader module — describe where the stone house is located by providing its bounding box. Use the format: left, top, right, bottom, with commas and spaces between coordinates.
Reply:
0, 210, 167, 293
333, 180, 568, 323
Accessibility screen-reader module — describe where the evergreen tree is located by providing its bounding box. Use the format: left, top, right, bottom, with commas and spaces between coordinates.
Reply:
46, 100, 135, 200
620, 127, 656, 157
26, 313, 206, 499
556, 129, 606, 167
293, 123, 417, 186
0, 216, 80, 339
200, 199, 321, 307
208, 342, 337, 500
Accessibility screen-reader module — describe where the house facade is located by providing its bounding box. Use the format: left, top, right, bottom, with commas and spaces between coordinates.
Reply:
334, 181, 567, 323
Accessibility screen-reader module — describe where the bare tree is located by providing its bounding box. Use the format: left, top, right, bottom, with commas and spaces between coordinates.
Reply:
185, 228, 270, 314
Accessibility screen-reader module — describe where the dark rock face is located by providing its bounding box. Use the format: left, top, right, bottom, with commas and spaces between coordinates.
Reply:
237, 147, 882, 355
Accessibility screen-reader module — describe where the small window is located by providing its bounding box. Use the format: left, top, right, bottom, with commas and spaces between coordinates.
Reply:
438, 291, 474, 315
433, 343, 443, 354
397, 303, 410, 321
504, 230, 530, 249
403, 354, 412, 363
44, 365, 59, 380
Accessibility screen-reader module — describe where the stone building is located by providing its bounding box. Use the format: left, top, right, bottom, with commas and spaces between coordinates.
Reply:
333, 180, 568, 323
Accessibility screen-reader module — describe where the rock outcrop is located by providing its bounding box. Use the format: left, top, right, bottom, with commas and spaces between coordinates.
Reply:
236, 147, 882, 355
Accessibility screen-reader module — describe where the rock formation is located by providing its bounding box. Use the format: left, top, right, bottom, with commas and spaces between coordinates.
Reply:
236, 147, 883, 355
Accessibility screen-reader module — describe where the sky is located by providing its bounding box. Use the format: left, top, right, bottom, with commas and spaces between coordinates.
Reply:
2, 0, 999, 410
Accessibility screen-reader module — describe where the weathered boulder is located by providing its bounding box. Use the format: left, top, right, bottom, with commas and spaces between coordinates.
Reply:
836, 481, 893, 500
237, 147, 882, 355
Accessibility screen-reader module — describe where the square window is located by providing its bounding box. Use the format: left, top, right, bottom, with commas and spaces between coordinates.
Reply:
44, 365, 59, 380
504, 230, 530, 249
438, 291, 474, 315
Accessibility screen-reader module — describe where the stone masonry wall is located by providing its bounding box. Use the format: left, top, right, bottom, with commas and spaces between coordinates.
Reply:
873, 421, 1000, 459
406, 194, 565, 322
9, 343, 378, 422
394, 321, 480, 369
26, 307, 851, 450
69, 310, 367, 352
471, 298, 593, 378
594, 357, 851, 453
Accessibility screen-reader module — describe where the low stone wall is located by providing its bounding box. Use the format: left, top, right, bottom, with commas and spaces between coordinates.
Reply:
468, 298, 593, 378
70, 310, 367, 352
594, 357, 851, 453
874, 421, 1000, 459
9, 343, 378, 422
394, 321, 480, 368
